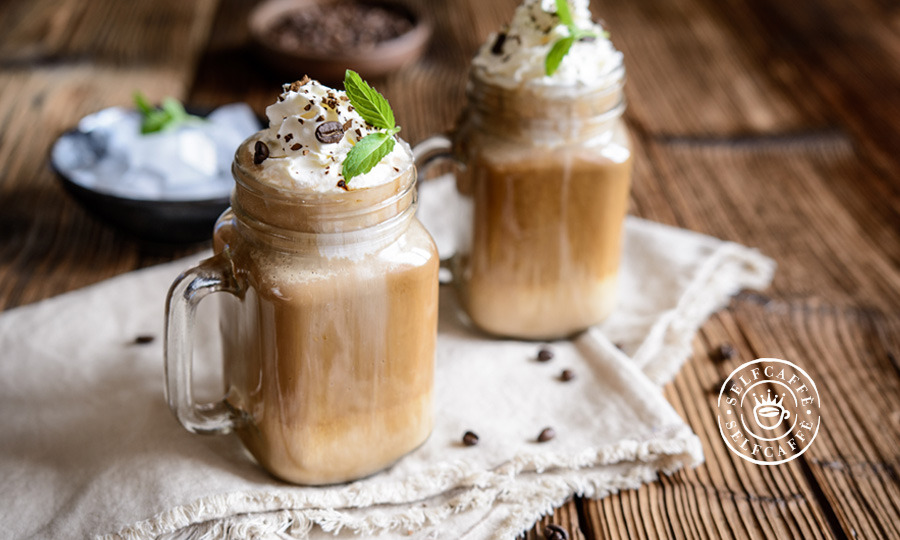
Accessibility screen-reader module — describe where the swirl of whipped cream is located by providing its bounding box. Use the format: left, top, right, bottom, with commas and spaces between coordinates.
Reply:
254, 78, 411, 192
471, 0, 623, 89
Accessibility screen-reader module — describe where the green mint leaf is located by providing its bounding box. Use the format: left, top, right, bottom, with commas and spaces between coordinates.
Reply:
133, 93, 202, 134
343, 70, 395, 131
342, 132, 396, 183
161, 97, 187, 124
140, 111, 169, 134
545, 36, 575, 76
133, 92, 154, 116
554, 0, 575, 28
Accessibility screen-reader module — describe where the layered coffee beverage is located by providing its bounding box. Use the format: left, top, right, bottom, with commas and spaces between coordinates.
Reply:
166, 77, 438, 485
446, 0, 632, 339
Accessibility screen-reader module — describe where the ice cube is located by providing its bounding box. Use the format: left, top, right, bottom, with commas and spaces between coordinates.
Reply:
84, 154, 131, 193
177, 128, 218, 177
207, 103, 262, 175
129, 127, 216, 188
51, 132, 99, 172
207, 103, 261, 136
114, 167, 166, 200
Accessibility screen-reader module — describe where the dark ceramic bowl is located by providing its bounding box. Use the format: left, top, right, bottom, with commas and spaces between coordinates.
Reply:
50, 127, 232, 244
249, 0, 431, 82
53, 159, 230, 244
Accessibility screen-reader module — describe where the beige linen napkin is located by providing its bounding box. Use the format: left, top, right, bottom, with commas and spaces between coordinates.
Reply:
0, 180, 774, 539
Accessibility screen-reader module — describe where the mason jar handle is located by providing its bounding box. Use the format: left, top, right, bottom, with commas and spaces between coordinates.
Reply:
413, 134, 454, 175
164, 252, 241, 434
413, 135, 458, 284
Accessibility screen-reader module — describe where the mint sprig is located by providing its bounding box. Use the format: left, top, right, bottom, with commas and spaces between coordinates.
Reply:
342, 70, 401, 183
133, 92, 202, 134
544, 0, 606, 77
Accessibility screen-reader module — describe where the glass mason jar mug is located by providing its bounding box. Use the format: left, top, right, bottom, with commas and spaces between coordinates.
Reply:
165, 138, 439, 485
415, 63, 633, 340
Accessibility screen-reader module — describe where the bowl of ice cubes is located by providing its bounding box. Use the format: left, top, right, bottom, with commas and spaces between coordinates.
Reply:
50, 95, 262, 243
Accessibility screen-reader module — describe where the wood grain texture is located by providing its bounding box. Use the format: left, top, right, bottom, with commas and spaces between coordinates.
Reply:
0, 0, 897, 537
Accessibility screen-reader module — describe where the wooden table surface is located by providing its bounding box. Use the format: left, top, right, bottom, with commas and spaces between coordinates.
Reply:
2, 0, 898, 537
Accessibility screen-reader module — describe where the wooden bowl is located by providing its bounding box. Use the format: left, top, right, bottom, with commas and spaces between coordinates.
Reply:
249, 0, 431, 82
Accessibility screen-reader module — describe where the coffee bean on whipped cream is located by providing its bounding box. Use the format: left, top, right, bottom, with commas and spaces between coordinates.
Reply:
462, 431, 479, 446
537, 427, 556, 442
315, 121, 344, 144
544, 524, 569, 540
537, 347, 554, 362
253, 140, 269, 164
559, 369, 575, 382
491, 32, 507, 55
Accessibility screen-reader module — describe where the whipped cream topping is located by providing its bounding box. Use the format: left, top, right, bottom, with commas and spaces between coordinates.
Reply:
254, 78, 411, 192
471, 0, 623, 89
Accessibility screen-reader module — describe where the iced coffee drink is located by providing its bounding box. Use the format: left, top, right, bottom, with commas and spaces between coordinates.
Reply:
165, 77, 438, 485
434, 0, 632, 339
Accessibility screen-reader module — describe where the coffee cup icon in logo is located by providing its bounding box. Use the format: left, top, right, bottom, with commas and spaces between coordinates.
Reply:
752, 389, 790, 430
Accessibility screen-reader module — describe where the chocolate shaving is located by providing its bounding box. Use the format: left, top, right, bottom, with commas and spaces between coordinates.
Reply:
287, 76, 310, 92
290, 143, 302, 151
284, 133, 293, 143
304, 103, 312, 111
342, 119, 353, 131
337, 179, 348, 190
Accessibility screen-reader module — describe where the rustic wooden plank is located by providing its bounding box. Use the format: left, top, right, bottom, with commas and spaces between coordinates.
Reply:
732, 301, 900, 538
0, 0, 218, 68
709, 0, 900, 180
519, 498, 586, 540
639, 140, 900, 310
590, 0, 831, 137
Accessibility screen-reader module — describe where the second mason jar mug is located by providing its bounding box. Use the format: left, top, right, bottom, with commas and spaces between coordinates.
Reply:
165, 136, 439, 485
414, 59, 633, 340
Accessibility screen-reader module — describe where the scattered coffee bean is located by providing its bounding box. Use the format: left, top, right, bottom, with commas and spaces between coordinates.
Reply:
134, 335, 155, 345
462, 431, 479, 446
544, 523, 569, 540
491, 32, 507, 55
537, 427, 556, 443
713, 343, 736, 363
560, 369, 575, 382
253, 140, 269, 164
315, 121, 344, 144
537, 347, 554, 362
709, 377, 729, 395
